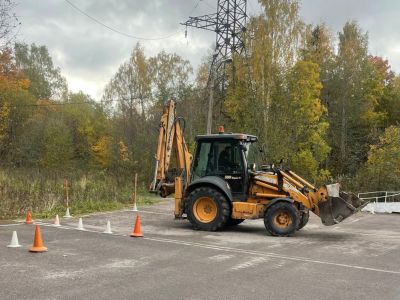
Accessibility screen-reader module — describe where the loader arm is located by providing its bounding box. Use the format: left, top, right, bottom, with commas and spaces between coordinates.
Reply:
251, 168, 368, 226
150, 100, 192, 215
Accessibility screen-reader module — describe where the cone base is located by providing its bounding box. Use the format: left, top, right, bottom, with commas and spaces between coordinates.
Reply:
29, 246, 48, 252
63, 215, 72, 219
25, 221, 33, 224
7, 244, 21, 248
104, 230, 113, 234
130, 233, 143, 237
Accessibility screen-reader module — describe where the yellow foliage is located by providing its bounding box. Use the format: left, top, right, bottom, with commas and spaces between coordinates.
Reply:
367, 126, 400, 175
0, 102, 10, 141
92, 136, 110, 166
118, 140, 130, 162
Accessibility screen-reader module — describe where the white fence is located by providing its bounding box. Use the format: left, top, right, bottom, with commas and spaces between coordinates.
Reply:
358, 191, 400, 213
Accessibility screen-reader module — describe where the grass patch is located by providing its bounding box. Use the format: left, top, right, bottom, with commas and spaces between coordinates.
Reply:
0, 167, 160, 220
34, 194, 160, 219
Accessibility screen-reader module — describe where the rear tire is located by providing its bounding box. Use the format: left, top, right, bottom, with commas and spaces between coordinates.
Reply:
186, 187, 230, 231
264, 202, 299, 236
297, 209, 309, 230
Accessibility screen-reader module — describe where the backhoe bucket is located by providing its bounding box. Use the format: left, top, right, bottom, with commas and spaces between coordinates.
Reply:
318, 183, 368, 226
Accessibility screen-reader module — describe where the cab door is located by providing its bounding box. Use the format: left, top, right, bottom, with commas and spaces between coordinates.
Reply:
214, 141, 246, 196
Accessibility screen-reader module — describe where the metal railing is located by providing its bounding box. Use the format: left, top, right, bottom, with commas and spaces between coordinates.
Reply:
358, 191, 400, 203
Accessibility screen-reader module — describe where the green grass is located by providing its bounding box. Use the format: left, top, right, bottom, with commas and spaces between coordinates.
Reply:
0, 167, 160, 220
33, 194, 160, 219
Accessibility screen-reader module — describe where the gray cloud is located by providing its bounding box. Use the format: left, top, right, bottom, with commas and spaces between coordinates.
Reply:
14, 0, 400, 100
300, 0, 400, 70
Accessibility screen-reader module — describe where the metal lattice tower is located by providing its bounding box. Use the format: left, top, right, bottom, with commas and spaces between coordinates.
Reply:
182, 0, 248, 133
182, 0, 247, 69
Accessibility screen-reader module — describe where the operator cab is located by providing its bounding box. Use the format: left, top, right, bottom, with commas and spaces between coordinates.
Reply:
191, 132, 258, 200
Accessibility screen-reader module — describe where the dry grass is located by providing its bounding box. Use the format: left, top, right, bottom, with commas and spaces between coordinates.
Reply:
0, 168, 158, 220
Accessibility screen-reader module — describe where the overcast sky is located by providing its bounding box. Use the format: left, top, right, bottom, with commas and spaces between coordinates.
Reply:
14, 0, 400, 100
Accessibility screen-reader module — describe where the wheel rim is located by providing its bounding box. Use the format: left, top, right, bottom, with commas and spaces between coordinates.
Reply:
193, 196, 217, 223
272, 210, 293, 228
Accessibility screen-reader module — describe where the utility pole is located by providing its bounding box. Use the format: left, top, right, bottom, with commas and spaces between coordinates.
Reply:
182, 0, 247, 134
206, 70, 215, 134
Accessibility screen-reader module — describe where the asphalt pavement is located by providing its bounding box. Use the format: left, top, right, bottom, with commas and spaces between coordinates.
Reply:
1, 199, 400, 300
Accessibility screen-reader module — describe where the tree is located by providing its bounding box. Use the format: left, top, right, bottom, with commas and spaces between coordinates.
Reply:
300, 24, 334, 109
379, 76, 400, 127
62, 92, 109, 166
327, 22, 384, 175
148, 51, 192, 105
225, 0, 304, 162
0, 1, 19, 49
102, 43, 151, 174
365, 126, 400, 190
0, 47, 34, 162
370, 57, 400, 128
40, 117, 73, 168
103, 43, 151, 119
14, 43, 68, 100
282, 60, 330, 181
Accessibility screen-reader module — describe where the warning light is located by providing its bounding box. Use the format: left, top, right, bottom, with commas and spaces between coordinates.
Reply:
218, 126, 225, 134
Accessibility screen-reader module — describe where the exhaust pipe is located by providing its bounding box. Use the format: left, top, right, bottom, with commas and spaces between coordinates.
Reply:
318, 183, 369, 226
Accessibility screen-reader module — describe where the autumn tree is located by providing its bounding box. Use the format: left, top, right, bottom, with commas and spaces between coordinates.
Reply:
63, 92, 109, 167
225, 0, 305, 163
300, 24, 334, 109
365, 126, 400, 190
0, 47, 34, 162
370, 56, 400, 128
327, 22, 384, 175
283, 61, 330, 181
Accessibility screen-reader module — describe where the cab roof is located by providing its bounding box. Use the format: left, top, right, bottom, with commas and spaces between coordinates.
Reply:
195, 133, 258, 142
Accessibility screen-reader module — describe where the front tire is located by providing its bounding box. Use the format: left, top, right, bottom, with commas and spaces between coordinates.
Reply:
297, 209, 309, 230
186, 187, 230, 231
264, 202, 299, 236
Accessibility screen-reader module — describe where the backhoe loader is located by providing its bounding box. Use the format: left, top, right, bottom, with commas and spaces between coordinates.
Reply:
149, 100, 368, 236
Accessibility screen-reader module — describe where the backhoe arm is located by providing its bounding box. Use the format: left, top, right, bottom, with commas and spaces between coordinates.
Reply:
150, 100, 192, 205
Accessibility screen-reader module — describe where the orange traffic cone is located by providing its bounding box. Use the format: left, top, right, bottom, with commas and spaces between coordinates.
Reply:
29, 225, 48, 253
25, 211, 33, 224
130, 215, 143, 237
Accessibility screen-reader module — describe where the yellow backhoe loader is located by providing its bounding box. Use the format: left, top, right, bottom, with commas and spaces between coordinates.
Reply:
150, 100, 368, 236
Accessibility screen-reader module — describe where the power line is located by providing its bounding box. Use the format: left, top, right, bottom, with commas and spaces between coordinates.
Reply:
201, 0, 216, 10
188, 0, 203, 15
64, 0, 181, 41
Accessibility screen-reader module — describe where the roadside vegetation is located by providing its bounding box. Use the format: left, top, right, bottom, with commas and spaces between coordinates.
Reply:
0, 168, 159, 219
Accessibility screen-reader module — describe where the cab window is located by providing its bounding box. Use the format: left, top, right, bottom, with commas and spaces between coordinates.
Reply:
192, 142, 212, 180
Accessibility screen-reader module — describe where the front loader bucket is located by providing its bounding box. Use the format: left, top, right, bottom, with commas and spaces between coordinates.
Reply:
318, 183, 369, 226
